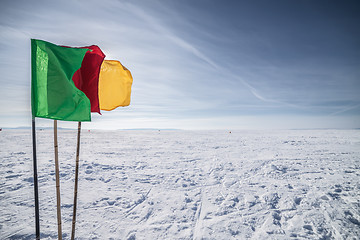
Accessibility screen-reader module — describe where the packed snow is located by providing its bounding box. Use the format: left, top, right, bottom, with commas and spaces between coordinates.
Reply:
1, 129, 360, 239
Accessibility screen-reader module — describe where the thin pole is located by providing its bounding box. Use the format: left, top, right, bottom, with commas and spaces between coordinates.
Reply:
54, 120, 62, 240
32, 117, 40, 240
71, 122, 81, 240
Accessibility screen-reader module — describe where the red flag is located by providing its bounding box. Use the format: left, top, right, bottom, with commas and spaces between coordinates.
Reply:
72, 45, 105, 114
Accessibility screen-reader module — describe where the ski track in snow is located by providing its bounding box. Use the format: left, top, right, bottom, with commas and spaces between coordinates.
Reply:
1, 129, 360, 239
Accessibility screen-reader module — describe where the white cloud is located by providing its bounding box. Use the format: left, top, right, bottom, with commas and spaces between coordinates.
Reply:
0, 0, 359, 129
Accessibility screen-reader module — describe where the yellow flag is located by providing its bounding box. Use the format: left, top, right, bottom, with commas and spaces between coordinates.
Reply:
99, 60, 133, 110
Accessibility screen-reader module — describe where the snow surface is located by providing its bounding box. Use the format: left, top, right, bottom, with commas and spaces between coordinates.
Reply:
1, 129, 360, 239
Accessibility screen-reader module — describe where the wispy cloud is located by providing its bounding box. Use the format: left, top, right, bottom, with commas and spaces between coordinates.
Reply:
0, 0, 359, 129
329, 104, 360, 116
123, 1, 279, 105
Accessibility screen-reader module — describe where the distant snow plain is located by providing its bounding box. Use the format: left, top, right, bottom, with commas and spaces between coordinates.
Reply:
1, 129, 359, 239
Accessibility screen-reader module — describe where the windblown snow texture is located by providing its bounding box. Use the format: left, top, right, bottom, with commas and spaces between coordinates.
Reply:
1, 129, 359, 239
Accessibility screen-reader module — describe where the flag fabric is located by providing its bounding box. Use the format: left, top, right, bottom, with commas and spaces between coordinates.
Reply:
72, 45, 105, 114
31, 39, 91, 121
99, 60, 133, 111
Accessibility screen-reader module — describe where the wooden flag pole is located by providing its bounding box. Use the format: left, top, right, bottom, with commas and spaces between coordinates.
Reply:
54, 120, 62, 240
32, 117, 40, 240
71, 122, 81, 240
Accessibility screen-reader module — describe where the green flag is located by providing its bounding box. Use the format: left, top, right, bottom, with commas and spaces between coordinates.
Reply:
31, 39, 91, 121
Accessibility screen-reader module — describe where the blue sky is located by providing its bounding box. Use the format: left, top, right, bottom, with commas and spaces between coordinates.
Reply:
0, 0, 359, 129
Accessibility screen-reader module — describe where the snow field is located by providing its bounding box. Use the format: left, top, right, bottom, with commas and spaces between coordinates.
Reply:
0, 129, 359, 239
